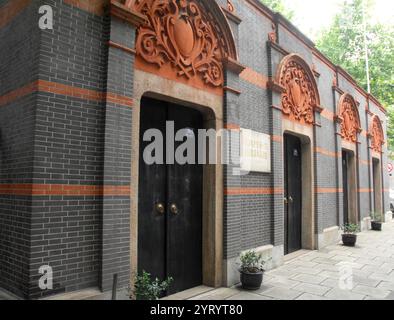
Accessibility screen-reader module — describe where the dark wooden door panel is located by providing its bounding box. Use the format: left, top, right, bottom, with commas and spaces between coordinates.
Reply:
342, 151, 349, 225
284, 134, 302, 255
138, 97, 167, 282
167, 104, 203, 294
138, 98, 203, 296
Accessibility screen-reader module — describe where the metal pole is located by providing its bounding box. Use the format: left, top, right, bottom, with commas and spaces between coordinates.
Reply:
112, 274, 118, 300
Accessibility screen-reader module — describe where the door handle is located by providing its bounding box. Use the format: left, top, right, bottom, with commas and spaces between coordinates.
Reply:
284, 197, 288, 205
155, 203, 165, 215
170, 203, 179, 215
289, 196, 294, 203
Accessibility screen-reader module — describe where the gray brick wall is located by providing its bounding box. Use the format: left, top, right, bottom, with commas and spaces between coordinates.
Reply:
0, 1, 40, 299
0, 0, 390, 298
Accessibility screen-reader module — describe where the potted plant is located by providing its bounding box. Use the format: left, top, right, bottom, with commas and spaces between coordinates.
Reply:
238, 250, 269, 290
131, 270, 173, 300
371, 211, 383, 231
341, 223, 360, 247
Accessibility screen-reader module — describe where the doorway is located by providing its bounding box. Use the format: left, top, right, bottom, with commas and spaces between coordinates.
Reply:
341, 149, 358, 224
284, 134, 302, 255
372, 158, 382, 215
342, 151, 350, 225
138, 96, 203, 295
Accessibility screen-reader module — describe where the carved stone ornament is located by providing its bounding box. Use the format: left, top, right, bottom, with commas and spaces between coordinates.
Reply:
131, 0, 231, 87
370, 115, 384, 153
338, 94, 361, 143
277, 54, 320, 125
227, 0, 235, 12
268, 22, 277, 43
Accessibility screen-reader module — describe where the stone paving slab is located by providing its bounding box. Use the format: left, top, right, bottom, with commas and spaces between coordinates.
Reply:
0, 289, 20, 300
191, 221, 394, 301
2, 222, 394, 301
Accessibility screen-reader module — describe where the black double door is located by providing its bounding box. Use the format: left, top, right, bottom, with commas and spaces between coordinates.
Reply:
284, 134, 302, 255
138, 97, 203, 295
342, 151, 350, 225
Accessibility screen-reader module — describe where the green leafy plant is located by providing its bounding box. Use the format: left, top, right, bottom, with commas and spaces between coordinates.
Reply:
239, 250, 270, 273
131, 271, 173, 300
341, 223, 360, 234
371, 211, 383, 222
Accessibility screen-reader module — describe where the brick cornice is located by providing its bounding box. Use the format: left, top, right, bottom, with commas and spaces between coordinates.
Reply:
110, 0, 147, 27
221, 6, 242, 24
108, 41, 136, 55
267, 79, 286, 94
223, 57, 246, 75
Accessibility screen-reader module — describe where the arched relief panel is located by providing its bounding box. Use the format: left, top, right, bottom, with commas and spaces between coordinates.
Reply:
127, 0, 238, 94
369, 115, 385, 154
276, 54, 321, 125
272, 54, 319, 251
336, 93, 361, 144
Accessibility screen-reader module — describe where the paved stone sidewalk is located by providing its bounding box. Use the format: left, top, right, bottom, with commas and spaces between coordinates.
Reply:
190, 221, 394, 300
1, 221, 394, 301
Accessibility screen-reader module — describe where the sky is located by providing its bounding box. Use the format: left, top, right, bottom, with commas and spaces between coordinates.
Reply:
282, 0, 394, 40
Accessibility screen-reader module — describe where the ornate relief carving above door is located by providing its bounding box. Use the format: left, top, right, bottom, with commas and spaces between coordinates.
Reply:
337, 94, 361, 143
369, 115, 385, 153
276, 54, 321, 125
130, 0, 237, 89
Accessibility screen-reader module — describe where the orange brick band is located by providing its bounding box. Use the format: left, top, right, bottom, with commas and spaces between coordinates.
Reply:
315, 147, 341, 158
63, 0, 106, 16
0, 0, 31, 29
0, 80, 133, 108
0, 184, 131, 196
240, 67, 268, 89
0, 185, 376, 197
315, 188, 343, 194
225, 187, 284, 196
224, 123, 241, 130
359, 188, 373, 193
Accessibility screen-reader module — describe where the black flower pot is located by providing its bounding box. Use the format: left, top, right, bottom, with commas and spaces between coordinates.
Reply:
371, 221, 382, 231
240, 270, 263, 290
342, 234, 357, 247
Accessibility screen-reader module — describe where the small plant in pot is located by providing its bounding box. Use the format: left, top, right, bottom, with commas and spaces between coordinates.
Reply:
370, 211, 383, 231
130, 270, 173, 300
238, 250, 269, 290
341, 223, 360, 247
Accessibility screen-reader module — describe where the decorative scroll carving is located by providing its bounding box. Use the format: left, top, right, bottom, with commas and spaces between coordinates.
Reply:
227, 0, 235, 12
370, 115, 384, 153
131, 0, 230, 87
338, 94, 361, 143
332, 73, 338, 87
268, 22, 277, 43
277, 54, 320, 125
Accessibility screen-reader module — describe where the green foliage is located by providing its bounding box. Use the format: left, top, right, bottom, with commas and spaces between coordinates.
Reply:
370, 211, 383, 222
341, 223, 360, 234
260, 0, 294, 20
132, 271, 173, 300
316, 0, 394, 150
239, 250, 269, 273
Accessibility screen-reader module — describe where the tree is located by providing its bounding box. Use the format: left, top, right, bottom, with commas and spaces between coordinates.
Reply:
316, 0, 394, 152
260, 0, 294, 21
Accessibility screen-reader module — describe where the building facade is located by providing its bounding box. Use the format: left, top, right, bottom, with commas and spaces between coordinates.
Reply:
0, 0, 389, 299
